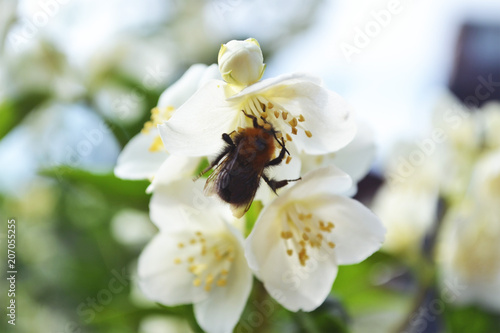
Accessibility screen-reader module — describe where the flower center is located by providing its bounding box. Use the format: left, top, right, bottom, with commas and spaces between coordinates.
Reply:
141, 106, 176, 152
173, 231, 235, 292
239, 96, 313, 146
279, 203, 336, 266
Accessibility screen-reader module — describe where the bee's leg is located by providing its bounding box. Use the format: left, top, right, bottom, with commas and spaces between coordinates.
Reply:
222, 133, 235, 146
267, 143, 288, 167
262, 174, 301, 194
241, 110, 260, 128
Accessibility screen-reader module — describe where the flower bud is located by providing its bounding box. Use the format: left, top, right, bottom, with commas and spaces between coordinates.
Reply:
218, 38, 265, 87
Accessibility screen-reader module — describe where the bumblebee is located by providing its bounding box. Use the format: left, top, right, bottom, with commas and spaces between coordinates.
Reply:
198, 110, 299, 217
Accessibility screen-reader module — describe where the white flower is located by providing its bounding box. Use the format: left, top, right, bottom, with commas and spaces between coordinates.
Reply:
138, 179, 252, 333
244, 166, 385, 312
436, 203, 500, 311
218, 38, 265, 87
114, 63, 219, 181
159, 39, 356, 160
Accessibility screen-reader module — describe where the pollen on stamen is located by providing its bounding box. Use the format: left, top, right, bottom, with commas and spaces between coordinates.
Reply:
174, 258, 182, 264
274, 110, 280, 118
288, 118, 298, 127
276, 132, 283, 139
286, 156, 292, 164
287, 249, 293, 256
286, 133, 293, 141
268, 102, 274, 109
193, 278, 202, 287
221, 269, 229, 276
190, 239, 197, 244
188, 257, 194, 263
264, 123, 272, 131
148, 136, 165, 152
257, 118, 265, 126
237, 127, 245, 133
305, 130, 313, 138
291, 127, 298, 135
328, 242, 336, 248
178, 242, 185, 248
282, 111, 289, 120
189, 264, 202, 274
298, 114, 305, 122
217, 279, 227, 287
261, 112, 268, 119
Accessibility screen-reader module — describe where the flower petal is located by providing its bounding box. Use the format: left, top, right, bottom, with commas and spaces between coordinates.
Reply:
245, 200, 339, 312
331, 121, 375, 182
312, 195, 385, 265
114, 131, 168, 180
138, 232, 207, 305
301, 121, 375, 183
280, 166, 353, 203
150, 178, 231, 232
194, 223, 252, 333
147, 155, 202, 192
159, 80, 239, 156
158, 64, 218, 109
269, 82, 356, 154
227, 72, 322, 99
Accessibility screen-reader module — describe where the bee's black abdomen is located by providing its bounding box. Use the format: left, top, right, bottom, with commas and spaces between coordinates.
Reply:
217, 164, 261, 205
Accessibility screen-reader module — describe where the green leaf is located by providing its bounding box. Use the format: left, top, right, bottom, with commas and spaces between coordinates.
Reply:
444, 305, 500, 332
39, 166, 151, 210
0, 92, 50, 139
245, 200, 263, 237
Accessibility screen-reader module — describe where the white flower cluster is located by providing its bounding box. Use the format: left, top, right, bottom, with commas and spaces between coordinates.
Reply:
373, 92, 500, 311
115, 38, 385, 333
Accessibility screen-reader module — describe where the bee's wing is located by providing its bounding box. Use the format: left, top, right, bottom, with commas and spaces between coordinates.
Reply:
229, 169, 263, 219
204, 154, 234, 197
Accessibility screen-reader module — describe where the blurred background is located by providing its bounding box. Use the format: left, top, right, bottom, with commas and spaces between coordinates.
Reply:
1, 0, 499, 332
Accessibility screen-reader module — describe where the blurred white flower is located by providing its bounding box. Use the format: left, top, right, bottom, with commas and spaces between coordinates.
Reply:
245, 166, 385, 311
372, 142, 439, 256
482, 102, 500, 150
138, 315, 194, 333
159, 38, 356, 159
110, 209, 157, 247
431, 92, 482, 200
114, 64, 219, 182
138, 179, 252, 333
436, 203, 500, 312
